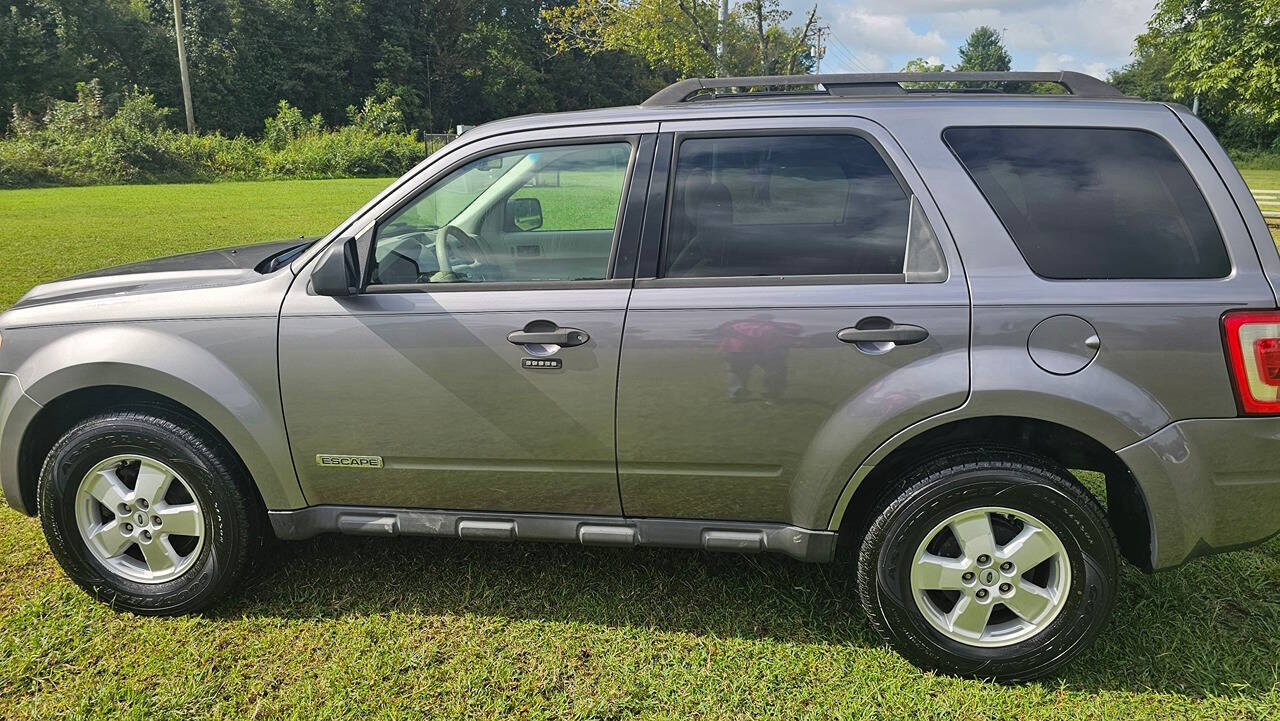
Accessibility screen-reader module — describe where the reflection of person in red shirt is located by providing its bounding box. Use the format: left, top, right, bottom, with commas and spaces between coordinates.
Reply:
717, 314, 802, 401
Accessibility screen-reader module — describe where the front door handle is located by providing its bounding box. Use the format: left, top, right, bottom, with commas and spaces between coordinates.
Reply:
507, 321, 589, 348
837, 323, 929, 345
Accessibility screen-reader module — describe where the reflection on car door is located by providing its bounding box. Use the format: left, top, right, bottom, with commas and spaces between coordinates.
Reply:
615, 119, 971, 529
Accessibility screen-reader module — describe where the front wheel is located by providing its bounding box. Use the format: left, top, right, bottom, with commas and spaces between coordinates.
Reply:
857, 448, 1118, 682
38, 409, 261, 615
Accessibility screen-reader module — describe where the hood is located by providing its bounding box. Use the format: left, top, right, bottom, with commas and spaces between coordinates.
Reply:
69, 238, 313, 279
8, 238, 316, 313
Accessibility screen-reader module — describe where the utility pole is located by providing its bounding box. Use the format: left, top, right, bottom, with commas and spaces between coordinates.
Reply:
171, 0, 195, 134
717, 0, 728, 77
813, 26, 827, 74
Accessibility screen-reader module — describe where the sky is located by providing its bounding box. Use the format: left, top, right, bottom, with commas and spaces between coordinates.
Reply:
783, 0, 1157, 80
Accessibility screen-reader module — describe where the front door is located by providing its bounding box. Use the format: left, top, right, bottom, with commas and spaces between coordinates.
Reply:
279, 132, 652, 514
616, 118, 971, 529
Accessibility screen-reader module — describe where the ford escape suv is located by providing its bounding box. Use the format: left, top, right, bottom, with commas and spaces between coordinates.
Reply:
3, 71, 1279, 682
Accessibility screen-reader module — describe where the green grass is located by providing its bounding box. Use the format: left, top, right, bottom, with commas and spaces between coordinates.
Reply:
1240, 171, 1280, 244
1241, 169, 1280, 190
2, 178, 1280, 719
0, 179, 391, 307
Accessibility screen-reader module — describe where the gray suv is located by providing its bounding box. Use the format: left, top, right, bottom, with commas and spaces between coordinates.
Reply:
3, 72, 1278, 681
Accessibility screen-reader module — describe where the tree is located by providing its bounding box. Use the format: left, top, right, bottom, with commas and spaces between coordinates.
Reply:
902, 57, 943, 74
1137, 0, 1280, 122
899, 57, 948, 90
543, 0, 819, 78
1115, 31, 1279, 151
951, 26, 1053, 93
1108, 46, 1175, 102
954, 26, 1012, 72
1, 0, 169, 134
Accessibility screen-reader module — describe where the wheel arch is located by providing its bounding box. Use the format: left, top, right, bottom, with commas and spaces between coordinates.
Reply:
7, 325, 304, 515
829, 415, 1155, 571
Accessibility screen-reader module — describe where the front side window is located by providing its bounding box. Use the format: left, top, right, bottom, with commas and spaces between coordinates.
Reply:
944, 127, 1230, 280
369, 142, 631, 285
662, 134, 943, 279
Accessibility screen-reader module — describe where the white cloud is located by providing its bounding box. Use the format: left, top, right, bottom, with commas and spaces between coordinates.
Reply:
1032, 52, 1109, 79
828, 9, 948, 70
788, 0, 1154, 78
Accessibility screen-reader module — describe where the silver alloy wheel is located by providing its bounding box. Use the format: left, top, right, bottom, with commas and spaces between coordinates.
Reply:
73, 454, 205, 584
910, 506, 1071, 648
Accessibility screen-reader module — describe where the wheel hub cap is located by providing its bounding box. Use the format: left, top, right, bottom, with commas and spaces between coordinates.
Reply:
909, 506, 1071, 648
73, 455, 205, 584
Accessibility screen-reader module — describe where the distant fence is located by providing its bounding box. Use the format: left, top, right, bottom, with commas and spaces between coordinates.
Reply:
1254, 189, 1280, 228
425, 133, 458, 156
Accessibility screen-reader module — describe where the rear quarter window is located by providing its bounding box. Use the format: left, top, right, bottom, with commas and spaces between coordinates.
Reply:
943, 126, 1230, 280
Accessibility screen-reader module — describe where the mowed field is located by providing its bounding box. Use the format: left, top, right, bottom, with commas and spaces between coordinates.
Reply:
1, 177, 1280, 719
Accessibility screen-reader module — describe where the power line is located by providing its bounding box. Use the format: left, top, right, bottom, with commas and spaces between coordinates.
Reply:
827, 34, 875, 72
818, 39, 858, 73
822, 42, 860, 73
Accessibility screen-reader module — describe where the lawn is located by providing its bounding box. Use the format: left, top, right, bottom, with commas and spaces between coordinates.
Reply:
1241, 169, 1280, 189
2, 178, 1280, 719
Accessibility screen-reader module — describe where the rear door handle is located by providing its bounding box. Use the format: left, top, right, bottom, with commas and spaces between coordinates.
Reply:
507, 322, 590, 348
837, 324, 929, 345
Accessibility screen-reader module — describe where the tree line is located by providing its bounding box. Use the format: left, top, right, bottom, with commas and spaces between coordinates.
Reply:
1, 0, 821, 138
2, 0, 1275, 171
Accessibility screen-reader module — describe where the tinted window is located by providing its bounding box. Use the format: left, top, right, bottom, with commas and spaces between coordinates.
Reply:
370, 142, 630, 285
944, 127, 1229, 279
663, 135, 926, 278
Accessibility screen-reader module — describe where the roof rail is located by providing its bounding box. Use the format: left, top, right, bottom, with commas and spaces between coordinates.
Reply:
641, 71, 1127, 106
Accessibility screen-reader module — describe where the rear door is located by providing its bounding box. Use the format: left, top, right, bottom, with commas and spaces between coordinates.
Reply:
615, 117, 971, 528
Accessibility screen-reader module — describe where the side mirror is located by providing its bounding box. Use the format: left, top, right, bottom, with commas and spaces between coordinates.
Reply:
312, 237, 359, 296
505, 196, 543, 232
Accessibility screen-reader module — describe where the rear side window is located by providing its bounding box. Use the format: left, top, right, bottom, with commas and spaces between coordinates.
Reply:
944, 127, 1229, 280
662, 134, 945, 280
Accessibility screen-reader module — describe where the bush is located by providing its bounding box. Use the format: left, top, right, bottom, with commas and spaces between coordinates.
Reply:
267, 126, 425, 179
1230, 149, 1280, 171
0, 86, 425, 188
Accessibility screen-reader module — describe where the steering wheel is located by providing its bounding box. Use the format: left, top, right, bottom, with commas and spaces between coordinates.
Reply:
430, 224, 487, 283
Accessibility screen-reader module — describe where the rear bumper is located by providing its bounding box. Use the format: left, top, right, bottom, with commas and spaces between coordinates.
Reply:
1119, 417, 1280, 570
0, 373, 42, 515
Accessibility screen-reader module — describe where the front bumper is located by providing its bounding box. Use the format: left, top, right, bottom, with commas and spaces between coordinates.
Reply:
1119, 417, 1280, 569
0, 373, 43, 515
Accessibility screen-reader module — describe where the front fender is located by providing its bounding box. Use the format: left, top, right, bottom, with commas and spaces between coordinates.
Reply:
5, 322, 304, 510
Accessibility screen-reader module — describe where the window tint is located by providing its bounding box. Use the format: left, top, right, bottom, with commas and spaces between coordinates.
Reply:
663, 135, 940, 279
944, 127, 1229, 280
369, 142, 630, 285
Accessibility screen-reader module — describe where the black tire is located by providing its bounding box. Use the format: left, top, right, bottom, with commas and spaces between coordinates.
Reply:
857, 447, 1118, 682
37, 409, 261, 615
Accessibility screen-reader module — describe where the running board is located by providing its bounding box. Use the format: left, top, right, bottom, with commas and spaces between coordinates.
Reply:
268, 506, 838, 563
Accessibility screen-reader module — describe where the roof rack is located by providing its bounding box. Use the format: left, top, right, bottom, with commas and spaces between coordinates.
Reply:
641, 71, 1127, 106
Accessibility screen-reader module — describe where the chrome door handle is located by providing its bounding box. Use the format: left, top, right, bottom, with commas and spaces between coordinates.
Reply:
507, 321, 589, 348
837, 324, 929, 345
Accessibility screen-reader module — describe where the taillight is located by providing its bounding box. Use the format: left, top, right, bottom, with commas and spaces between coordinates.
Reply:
1222, 310, 1280, 414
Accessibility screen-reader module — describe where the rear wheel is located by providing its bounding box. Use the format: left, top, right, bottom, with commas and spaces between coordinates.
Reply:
857, 448, 1118, 681
38, 409, 260, 615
